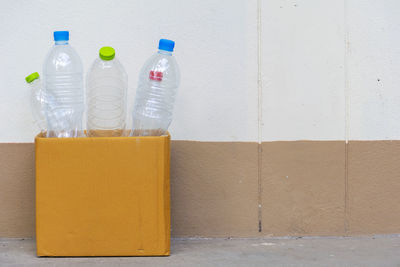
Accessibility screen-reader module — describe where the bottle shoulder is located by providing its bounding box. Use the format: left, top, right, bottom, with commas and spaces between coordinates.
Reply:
140, 52, 180, 84
87, 58, 128, 81
146, 52, 179, 67
43, 44, 83, 74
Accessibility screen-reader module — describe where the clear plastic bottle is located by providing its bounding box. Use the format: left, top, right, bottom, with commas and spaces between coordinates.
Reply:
131, 39, 180, 136
25, 72, 46, 133
87, 46, 128, 137
43, 31, 84, 138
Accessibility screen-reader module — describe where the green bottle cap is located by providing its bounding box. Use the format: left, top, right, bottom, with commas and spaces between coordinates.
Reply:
25, 72, 40, 83
99, 46, 115, 61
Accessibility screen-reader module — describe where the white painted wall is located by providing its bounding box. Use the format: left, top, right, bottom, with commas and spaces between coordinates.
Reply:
0, 0, 399, 142
261, 0, 345, 141
347, 0, 400, 140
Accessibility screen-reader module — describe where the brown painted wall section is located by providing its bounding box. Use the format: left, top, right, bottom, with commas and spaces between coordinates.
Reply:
0, 144, 35, 237
261, 141, 346, 236
171, 141, 259, 237
347, 141, 400, 234
0, 141, 399, 237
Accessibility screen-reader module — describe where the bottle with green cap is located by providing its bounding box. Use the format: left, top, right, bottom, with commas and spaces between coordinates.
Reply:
25, 72, 46, 133
86, 46, 128, 137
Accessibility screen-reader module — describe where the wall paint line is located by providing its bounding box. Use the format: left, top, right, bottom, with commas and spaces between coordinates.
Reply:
344, 0, 350, 234
345, 142, 349, 234
257, 0, 263, 233
344, 0, 350, 144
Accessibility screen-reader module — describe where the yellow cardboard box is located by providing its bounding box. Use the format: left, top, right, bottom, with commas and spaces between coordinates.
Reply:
35, 134, 170, 256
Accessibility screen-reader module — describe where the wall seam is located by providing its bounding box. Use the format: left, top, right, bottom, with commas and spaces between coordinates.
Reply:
257, 0, 263, 233
344, 0, 350, 235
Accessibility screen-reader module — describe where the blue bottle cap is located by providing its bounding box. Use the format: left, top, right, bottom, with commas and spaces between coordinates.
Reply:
158, 39, 175, 52
54, 31, 69, 41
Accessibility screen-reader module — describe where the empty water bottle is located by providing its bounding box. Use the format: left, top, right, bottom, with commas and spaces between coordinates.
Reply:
25, 72, 46, 133
87, 47, 128, 137
131, 39, 180, 136
43, 31, 84, 138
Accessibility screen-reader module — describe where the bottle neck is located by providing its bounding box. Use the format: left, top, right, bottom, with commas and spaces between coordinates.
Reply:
29, 78, 40, 89
55, 40, 68, 45
158, 49, 173, 56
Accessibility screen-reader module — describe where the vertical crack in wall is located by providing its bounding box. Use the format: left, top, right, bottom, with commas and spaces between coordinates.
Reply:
344, 0, 350, 234
258, 144, 262, 233
257, 0, 263, 233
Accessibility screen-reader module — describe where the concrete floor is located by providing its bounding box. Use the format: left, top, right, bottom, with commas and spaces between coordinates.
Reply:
0, 236, 399, 266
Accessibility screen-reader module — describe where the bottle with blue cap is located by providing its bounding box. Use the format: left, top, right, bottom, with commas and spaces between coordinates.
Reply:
86, 46, 128, 137
131, 39, 181, 136
43, 31, 84, 137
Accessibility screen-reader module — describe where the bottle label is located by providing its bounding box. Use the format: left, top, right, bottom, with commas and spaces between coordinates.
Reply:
149, 71, 163, 81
